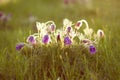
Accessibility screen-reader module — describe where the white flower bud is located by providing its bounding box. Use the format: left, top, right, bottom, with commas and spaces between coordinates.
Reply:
97, 29, 104, 38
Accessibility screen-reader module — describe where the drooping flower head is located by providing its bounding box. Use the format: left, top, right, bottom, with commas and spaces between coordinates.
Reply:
56, 30, 62, 43
89, 45, 96, 54
97, 29, 104, 38
75, 21, 82, 30
16, 43, 25, 51
27, 35, 36, 45
50, 23, 56, 32
57, 33, 61, 42
44, 21, 56, 34
67, 26, 71, 33
42, 34, 50, 44
64, 36, 72, 46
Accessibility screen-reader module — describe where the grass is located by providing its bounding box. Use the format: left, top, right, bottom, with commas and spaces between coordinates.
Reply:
0, 0, 120, 80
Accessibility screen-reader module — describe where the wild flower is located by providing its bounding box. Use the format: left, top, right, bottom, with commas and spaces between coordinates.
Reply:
65, 26, 72, 35
64, 36, 72, 46
42, 34, 51, 44
66, 26, 71, 33
97, 29, 104, 38
27, 35, 36, 45
57, 33, 61, 42
50, 23, 56, 32
75, 21, 82, 30
16, 18, 104, 54
89, 45, 96, 54
16, 43, 25, 51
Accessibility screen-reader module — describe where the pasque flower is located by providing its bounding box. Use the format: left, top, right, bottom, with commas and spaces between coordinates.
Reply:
57, 33, 61, 42
75, 21, 82, 30
67, 26, 71, 33
27, 35, 36, 45
16, 43, 25, 51
89, 45, 96, 54
42, 34, 50, 44
97, 29, 104, 38
16, 18, 104, 55
64, 36, 72, 46
50, 24, 56, 32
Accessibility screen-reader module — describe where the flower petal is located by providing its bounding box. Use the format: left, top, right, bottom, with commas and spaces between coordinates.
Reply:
64, 36, 72, 46
16, 43, 25, 51
97, 29, 104, 38
75, 21, 82, 30
27, 35, 36, 45
42, 34, 50, 44
89, 45, 96, 54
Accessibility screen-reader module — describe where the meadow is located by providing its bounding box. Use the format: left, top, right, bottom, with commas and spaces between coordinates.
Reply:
0, 0, 120, 80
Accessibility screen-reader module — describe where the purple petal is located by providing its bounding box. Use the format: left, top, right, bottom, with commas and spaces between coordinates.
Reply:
76, 22, 81, 27
64, 36, 72, 46
67, 26, 71, 33
42, 34, 49, 44
16, 43, 25, 51
75, 21, 82, 30
27, 35, 36, 44
89, 45, 96, 54
51, 24, 55, 32
57, 34, 61, 42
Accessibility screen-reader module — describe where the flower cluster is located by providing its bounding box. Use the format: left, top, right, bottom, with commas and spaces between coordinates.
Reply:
16, 18, 104, 54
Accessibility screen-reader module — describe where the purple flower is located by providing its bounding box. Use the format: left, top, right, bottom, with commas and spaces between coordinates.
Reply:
57, 34, 61, 42
51, 24, 55, 32
75, 21, 82, 30
42, 34, 50, 44
97, 29, 104, 38
67, 26, 71, 33
16, 43, 25, 51
89, 45, 96, 54
64, 36, 72, 46
27, 35, 36, 44
76, 22, 81, 26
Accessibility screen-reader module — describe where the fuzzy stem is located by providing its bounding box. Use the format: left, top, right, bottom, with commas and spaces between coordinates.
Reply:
81, 19, 89, 28
45, 21, 55, 25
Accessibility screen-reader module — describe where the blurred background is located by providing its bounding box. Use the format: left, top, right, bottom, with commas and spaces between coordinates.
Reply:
1, 0, 120, 79
0, 0, 120, 52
